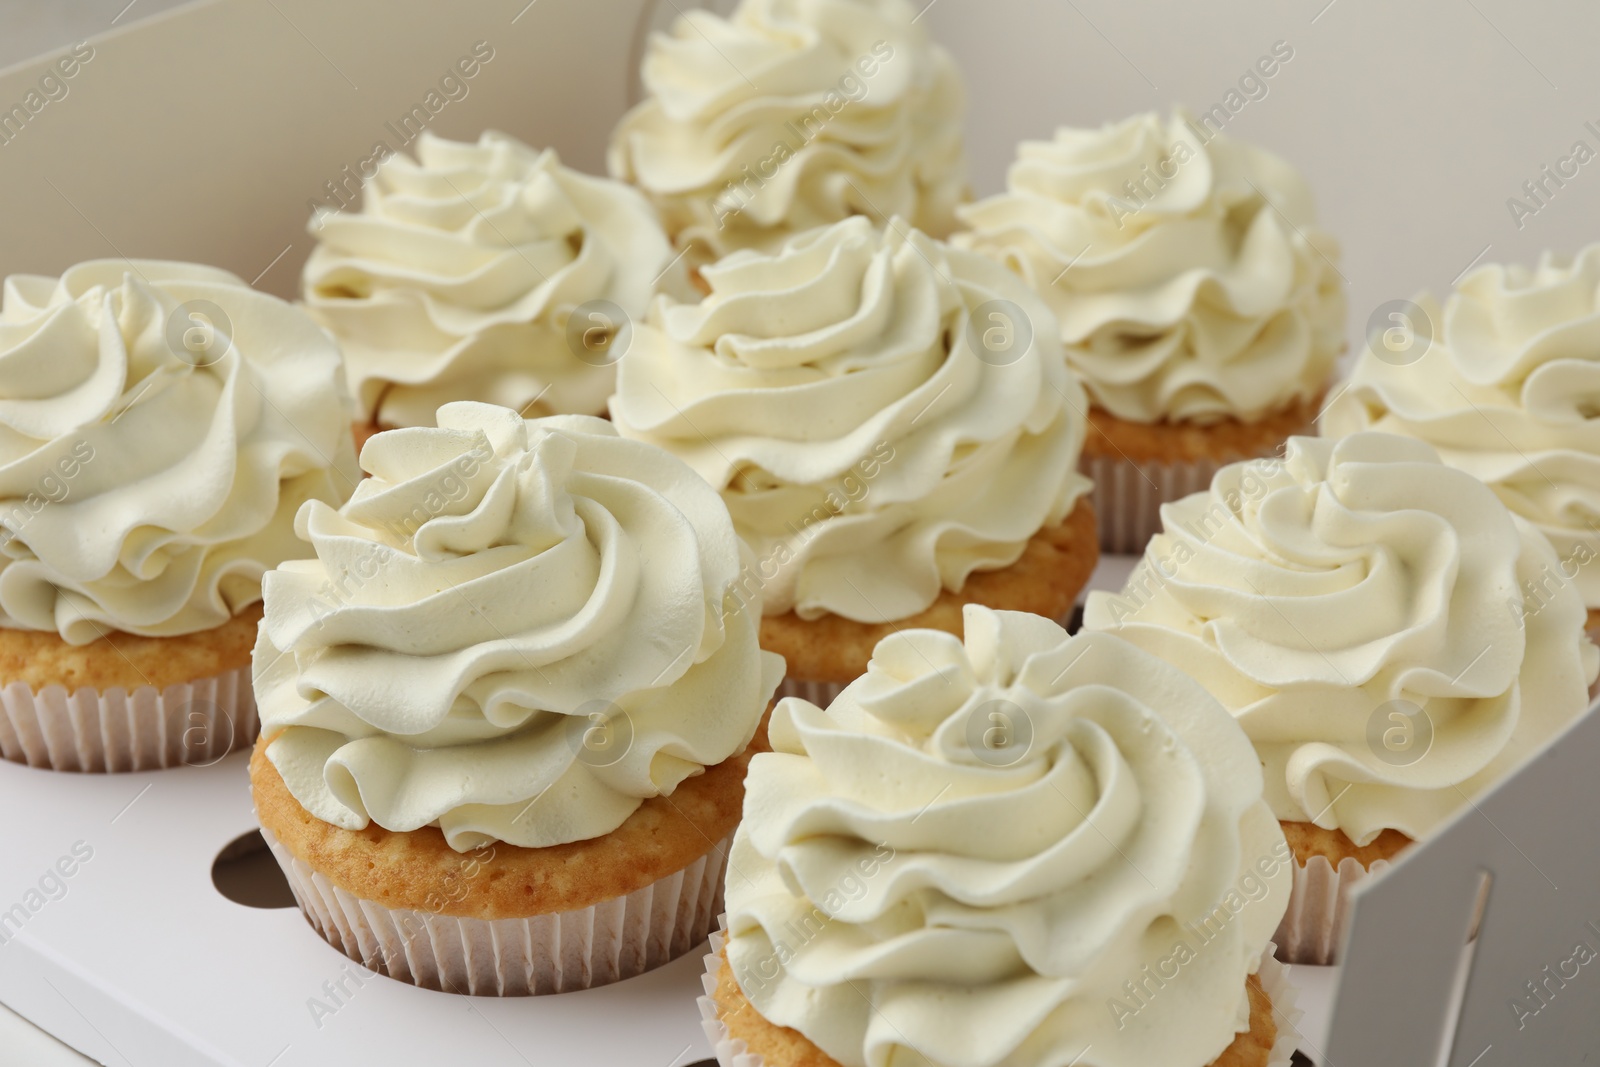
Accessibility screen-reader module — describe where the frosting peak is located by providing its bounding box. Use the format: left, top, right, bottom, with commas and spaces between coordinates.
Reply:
304, 131, 680, 428
610, 216, 1092, 623
256, 401, 783, 851
725, 606, 1290, 1067
1084, 433, 1598, 844
1324, 243, 1600, 609
0, 260, 358, 643
954, 110, 1345, 424
609, 0, 968, 258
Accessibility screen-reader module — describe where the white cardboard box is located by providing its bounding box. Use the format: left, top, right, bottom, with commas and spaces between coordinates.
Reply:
0, 2, 1597, 1064
0, 751, 716, 1066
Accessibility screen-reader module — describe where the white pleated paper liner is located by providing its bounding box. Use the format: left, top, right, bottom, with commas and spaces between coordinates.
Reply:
1259, 951, 1304, 1067
772, 676, 849, 709
700, 918, 1302, 1067
1273, 853, 1395, 966
0, 664, 256, 773
1082, 452, 1224, 557
259, 824, 730, 996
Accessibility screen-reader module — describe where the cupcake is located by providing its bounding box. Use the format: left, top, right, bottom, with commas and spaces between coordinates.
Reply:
250, 401, 783, 994
303, 131, 683, 447
0, 260, 358, 772
954, 111, 1345, 554
1083, 433, 1598, 963
1323, 244, 1600, 638
610, 216, 1098, 706
703, 605, 1300, 1067
608, 0, 967, 264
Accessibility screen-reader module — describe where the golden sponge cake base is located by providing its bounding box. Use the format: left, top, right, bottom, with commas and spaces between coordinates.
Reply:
759, 499, 1099, 686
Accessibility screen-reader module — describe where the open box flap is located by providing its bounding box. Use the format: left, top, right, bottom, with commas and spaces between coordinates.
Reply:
1329, 696, 1600, 1065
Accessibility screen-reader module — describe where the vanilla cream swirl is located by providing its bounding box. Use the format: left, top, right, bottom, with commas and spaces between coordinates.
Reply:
256, 401, 783, 851
608, 0, 967, 258
954, 110, 1344, 423
0, 260, 358, 644
725, 606, 1289, 1067
304, 131, 679, 428
1325, 245, 1600, 609
1085, 433, 1598, 845
609, 216, 1091, 623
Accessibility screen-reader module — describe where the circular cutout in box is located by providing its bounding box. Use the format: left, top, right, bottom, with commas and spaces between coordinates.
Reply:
212, 830, 297, 909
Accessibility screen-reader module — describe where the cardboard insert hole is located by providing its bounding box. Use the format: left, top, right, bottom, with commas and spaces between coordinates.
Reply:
212, 830, 296, 909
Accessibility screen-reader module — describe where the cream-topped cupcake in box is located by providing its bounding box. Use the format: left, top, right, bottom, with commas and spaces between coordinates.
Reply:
0, 260, 359, 773
610, 215, 1098, 707
609, 0, 968, 266
955, 109, 1345, 554
1084, 433, 1598, 963
1323, 243, 1600, 639
250, 401, 783, 995
703, 605, 1300, 1067
302, 131, 684, 447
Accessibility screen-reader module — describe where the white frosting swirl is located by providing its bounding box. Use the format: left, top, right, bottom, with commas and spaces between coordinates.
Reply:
609, 216, 1092, 623
725, 606, 1289, 1067
304, 131, 679, 428
257, 401, 784, 851
0, 260, 358, 644
1084, 434, 1598, 845
954, 111, 1345, 423
609, 0, 967, 258
1324, 245, 1600, 608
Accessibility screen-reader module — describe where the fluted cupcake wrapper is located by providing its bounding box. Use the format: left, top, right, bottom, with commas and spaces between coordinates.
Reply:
698, 926, 760, 1067
1273, 853, 1394, 965
772, 677, 849, 709
699, 917, 1303, 1067
1082, 453, 1225, 557
259, 824, 729, 996
0, 666, 256, 773
1259, 945, 1304, 1067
